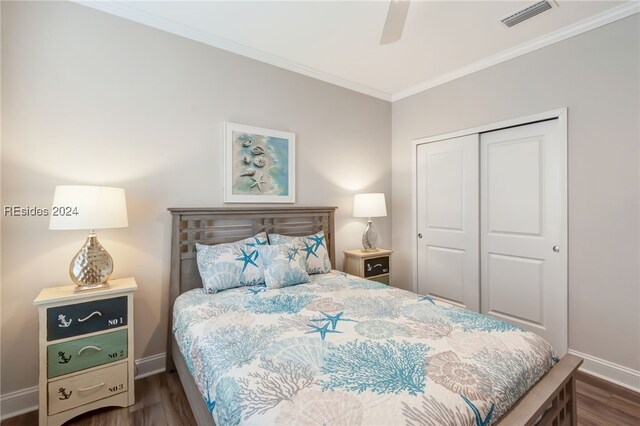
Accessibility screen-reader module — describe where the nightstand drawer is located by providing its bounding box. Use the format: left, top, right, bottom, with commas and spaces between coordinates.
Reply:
363, 256, 389, 277
47, 329, 128, 378
47, 296, 127, 341
369, 275, 390, 285
48, 362, 128, 415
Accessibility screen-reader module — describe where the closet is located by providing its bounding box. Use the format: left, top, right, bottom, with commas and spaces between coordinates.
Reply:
415, 115, 567, 355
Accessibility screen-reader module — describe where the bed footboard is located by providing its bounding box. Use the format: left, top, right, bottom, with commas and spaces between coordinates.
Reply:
496, 353, 583, 425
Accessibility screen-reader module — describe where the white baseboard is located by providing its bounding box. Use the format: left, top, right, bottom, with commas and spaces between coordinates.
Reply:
135, 352, 166, 379
0, 353, 166, 421
0, 386, 39, 421
568, 349, 640, 392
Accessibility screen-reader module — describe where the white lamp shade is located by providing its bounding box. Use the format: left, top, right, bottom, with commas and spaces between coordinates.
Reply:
49, 186, 128, 230
353, 193, 387, 218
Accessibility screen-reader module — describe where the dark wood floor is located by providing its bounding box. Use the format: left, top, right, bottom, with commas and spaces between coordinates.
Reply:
4, 371, 639, 425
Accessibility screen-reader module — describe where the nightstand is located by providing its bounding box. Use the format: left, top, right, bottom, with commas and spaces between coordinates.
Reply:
33, 278, 137, 426
343, 249, 392, 284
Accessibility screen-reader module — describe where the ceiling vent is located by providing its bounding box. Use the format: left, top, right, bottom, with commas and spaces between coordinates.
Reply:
501, 1, 553, 28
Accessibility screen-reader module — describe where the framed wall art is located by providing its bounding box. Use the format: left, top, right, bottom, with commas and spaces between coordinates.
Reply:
224, 122, 295, 203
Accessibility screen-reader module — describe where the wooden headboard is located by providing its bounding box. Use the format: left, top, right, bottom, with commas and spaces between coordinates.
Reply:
166, 206, 337, 370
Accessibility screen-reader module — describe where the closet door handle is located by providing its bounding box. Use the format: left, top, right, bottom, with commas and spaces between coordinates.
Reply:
553, 245, 560, 253
418, 233, 423, 239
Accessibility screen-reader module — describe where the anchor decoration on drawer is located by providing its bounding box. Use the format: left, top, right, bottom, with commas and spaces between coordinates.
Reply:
58, 387, 72, 400
58, 351, 72, 364
57, 314, 72, 328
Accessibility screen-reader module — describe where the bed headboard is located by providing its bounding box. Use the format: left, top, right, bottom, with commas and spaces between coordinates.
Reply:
166, 206, 337, 370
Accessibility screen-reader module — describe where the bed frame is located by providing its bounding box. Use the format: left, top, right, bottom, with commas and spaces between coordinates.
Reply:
166, 207, 582, 426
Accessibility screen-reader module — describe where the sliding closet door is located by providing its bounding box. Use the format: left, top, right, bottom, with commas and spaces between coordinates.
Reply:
480, 119, 567, 355
416, 135, 479, 311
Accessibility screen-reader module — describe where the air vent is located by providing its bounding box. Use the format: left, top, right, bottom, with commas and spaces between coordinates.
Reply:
501, 1, 553, 28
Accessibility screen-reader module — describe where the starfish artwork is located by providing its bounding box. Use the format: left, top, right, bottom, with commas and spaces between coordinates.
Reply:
311, 311, 357, 330
308, 234, 326, 251
302, 240, 319, 260
305, 322, 342, 340
249, 174, 267, 192
235, 248, 259, 272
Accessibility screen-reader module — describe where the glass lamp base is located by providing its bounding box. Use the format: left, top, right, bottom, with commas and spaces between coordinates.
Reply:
74, 282, 111, 293
362, 220, 379, 252
70, 231, 114, 291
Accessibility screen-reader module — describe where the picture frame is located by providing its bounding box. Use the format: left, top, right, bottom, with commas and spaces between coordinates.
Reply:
224, 122, 296, 203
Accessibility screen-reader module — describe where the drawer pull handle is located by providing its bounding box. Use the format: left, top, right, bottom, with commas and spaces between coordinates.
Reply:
78, 311, 102, 322
78, 382, 105, 392
78, 345, 102, 356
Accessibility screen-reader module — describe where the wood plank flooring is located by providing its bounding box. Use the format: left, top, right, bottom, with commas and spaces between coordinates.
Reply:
3, 371, 638, 425
575, 372, 640, 426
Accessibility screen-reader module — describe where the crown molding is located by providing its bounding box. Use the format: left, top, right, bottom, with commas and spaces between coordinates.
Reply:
74, 1, 638, 104
73, 0, 393, 101
392, 1, 640, 101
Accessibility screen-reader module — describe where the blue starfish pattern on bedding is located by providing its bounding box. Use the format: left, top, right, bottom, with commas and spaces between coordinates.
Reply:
305, 322, 342, 340
257, 244, 310, 289
269, 231, 332, 274
311, 311, 357, 330
235, 248, 258, 272
195, 232, 268, 293
173, 270, 557, 426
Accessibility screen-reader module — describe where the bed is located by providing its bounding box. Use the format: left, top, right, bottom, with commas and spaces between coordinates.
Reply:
166, 207, 582, 426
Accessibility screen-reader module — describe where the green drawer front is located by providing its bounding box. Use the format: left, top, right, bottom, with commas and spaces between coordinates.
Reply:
47, 329, 128, 378
369, 275, 390, 285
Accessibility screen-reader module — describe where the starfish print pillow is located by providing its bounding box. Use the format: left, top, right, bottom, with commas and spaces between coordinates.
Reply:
257, 243, 310, 289
195, 232, 269, 293
268, 231, 332, 274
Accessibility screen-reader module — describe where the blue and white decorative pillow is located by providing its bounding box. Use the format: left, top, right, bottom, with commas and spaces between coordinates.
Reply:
257, 243, 310, 289
196, 232, 269, 293
269, 231, 331, 274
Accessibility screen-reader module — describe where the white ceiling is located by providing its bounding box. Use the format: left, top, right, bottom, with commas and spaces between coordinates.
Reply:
81, 1, 637, 101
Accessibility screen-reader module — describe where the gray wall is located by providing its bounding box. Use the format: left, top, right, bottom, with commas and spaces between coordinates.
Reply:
1, 1, 391, 394
392, 15, 640, 371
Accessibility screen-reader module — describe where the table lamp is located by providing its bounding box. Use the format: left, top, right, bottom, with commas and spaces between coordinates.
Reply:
49, 185, 128, 291
353, 193, 387, 252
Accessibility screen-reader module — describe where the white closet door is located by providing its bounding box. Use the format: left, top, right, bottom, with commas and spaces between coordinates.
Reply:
416, 135, 479, 311
480, 119, 567, 355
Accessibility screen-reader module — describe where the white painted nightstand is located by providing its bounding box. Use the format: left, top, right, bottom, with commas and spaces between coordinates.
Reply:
33, 278, 137, 426
343, 249, 393, 284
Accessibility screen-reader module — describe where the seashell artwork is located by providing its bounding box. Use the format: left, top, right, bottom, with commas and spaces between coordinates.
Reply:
239, 135, 253, 147
227, 124, 294, 202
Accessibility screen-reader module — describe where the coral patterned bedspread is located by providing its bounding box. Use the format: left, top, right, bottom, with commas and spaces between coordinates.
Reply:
173, 271, 556, 426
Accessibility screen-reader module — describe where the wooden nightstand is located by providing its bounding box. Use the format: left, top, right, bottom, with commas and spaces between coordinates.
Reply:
343, 249, 393, 284
33, 278, 137, 426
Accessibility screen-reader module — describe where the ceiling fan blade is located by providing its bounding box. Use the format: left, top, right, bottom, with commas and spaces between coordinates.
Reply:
380, 0, 410, 45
